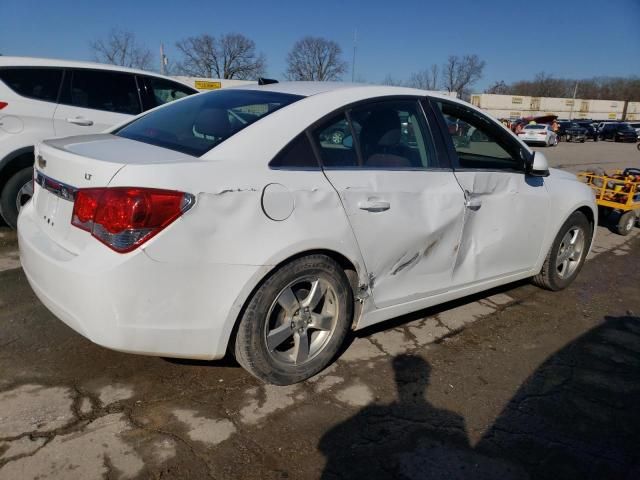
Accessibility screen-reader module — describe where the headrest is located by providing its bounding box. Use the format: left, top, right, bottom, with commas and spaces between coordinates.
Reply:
194, 108, 231, 137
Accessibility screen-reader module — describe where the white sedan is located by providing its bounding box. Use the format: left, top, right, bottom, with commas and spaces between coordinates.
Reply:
18, 83, 597, 385
518, 124, 558, 146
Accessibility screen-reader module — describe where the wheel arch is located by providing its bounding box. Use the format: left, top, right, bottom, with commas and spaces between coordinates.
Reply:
222, 248, 364, 359
0, 146, 35, 195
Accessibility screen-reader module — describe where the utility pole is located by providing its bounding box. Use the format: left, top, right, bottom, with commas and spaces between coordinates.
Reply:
568, 81, 578, 120
351, 29, 357, 83
159, 43, 167, 75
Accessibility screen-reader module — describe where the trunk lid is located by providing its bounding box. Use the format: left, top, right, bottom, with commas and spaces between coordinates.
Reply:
32, 133, 195, 253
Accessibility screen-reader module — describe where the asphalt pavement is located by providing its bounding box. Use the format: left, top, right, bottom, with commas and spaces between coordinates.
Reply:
0, 140, 639, 479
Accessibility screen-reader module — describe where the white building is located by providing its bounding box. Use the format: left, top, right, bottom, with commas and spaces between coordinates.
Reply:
470, 93, 639, 121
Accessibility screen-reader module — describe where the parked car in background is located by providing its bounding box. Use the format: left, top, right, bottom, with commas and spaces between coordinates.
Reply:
613, 123, 639, 142
564, 123, 587, 143
0, 57, 198, 228
599, 122, 638, 142
518, 124, 558, 146
18, 83, 597, 385
575, 121, 599, 141
628, 122, 640, 137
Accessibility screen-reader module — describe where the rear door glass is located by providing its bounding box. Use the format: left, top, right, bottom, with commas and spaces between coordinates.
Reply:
0, 67, 63, 102
62, 69, 141, 115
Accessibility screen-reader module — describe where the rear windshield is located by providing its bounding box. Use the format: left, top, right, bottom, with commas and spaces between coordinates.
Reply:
115, 89, 303, 156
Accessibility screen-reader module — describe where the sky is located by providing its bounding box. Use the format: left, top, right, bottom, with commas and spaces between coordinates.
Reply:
1, 0, 639, 91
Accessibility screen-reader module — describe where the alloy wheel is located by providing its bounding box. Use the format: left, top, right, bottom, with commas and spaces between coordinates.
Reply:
15, 180, 34, 213
264, 277, 339, 366
556, 227, 585, 279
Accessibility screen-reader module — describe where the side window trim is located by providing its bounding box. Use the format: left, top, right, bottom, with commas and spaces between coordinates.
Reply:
268, 131, 321, 170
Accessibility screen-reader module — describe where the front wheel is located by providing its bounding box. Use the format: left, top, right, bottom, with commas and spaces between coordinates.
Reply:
636, 142, 640, 151
234, 255, 353, 385
532, 211, 592, 291
0, 167, 34, 229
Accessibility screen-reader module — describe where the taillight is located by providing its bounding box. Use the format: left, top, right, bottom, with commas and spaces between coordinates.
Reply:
0, 102, 7, 110
72, 187, 195, 253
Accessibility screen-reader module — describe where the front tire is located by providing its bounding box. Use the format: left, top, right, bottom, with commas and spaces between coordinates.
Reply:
0, 167, 34, 229
532, 211, 592, 291
234, 255, 353, 385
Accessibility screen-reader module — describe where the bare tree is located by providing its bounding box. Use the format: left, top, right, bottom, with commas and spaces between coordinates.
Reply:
407, 64, 439, 90
441, 54, 486, 99
175, 33, 266, 80
285, 36, 348, 81
381, 74, 404, 86
90, 29, 152, 70
485, 80, 509, 95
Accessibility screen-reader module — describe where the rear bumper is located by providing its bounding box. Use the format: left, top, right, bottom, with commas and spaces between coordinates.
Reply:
17, 201, 263, 360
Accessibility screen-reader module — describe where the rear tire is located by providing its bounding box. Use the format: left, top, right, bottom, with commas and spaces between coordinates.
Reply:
532, 211, 592, 291
234, 254, 353, 385
0, 167, 34, 229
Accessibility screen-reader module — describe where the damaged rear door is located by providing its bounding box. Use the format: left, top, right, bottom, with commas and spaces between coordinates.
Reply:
311, 98, 466, 308
432, 99, 550, 286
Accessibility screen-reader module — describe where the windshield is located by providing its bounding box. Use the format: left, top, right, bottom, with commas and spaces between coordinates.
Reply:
116, 89, 303, 156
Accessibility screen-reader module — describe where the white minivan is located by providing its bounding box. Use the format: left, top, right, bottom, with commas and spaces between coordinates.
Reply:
0, 57, 198, 228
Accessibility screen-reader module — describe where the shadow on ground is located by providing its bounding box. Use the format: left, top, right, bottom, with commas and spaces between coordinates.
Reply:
319, 315, 640, 479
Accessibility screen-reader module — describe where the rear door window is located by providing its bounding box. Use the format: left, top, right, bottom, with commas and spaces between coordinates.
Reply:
61, 69, 141, 115
0, 67, 63, 102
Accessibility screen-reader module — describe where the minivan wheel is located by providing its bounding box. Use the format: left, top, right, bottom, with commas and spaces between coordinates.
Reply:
0, 167, 34, 229
532, 211, 591, 291
234, 255, 353, 385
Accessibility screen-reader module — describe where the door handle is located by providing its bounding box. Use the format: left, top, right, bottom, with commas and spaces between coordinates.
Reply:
358, 199, 390, 212
66, 117, 94, 126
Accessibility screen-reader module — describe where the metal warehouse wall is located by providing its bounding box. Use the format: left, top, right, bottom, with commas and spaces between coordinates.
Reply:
471, 93, 637, 120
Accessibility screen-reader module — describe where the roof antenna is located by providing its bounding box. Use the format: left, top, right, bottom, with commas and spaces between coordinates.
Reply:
258, 77, 279, 85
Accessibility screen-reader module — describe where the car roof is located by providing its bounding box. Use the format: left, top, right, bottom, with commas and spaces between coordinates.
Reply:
236, 81, 461, 103
0, 56, 192, 86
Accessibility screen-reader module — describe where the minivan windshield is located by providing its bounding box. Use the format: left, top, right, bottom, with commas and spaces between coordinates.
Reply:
116, 89, 303, 156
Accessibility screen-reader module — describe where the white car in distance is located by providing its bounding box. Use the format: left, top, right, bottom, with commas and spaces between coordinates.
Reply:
18, 83, 597, 385
518, 124, 558, 147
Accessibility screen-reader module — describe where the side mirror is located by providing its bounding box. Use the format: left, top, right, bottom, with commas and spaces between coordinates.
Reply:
528, 151, 550, 177
342, 135, 353, 148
